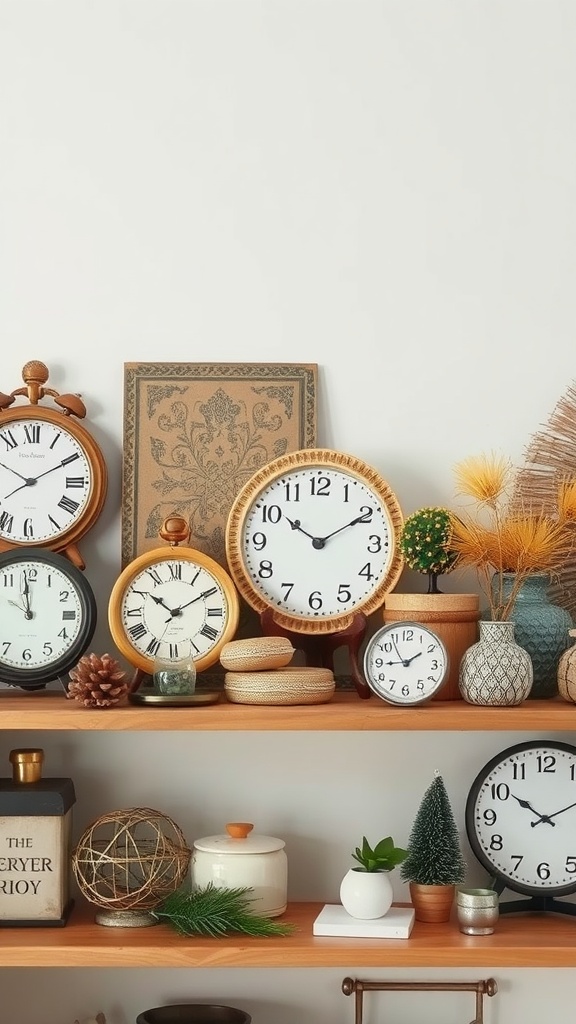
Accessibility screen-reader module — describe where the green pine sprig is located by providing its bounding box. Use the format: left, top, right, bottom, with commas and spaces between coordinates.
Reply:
152, 884, 296, 937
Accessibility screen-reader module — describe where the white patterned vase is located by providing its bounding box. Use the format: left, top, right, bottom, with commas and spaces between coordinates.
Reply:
459, 620, 533, 706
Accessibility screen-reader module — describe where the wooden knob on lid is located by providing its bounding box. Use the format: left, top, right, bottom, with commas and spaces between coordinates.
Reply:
225, 822, 254, 839
159, 515, 190, 547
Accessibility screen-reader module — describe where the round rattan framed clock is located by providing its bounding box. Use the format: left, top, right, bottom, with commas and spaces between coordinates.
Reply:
109, 516, 240, 675
225, 448, 404, 634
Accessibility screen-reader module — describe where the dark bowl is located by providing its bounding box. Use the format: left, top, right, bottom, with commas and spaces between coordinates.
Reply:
136, 1005, 251, 1024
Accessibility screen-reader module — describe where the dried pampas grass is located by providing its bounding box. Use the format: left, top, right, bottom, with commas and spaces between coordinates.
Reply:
513, 382, 576, 618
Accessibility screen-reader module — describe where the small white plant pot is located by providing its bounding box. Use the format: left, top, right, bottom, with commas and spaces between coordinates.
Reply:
339, 868, 394, 919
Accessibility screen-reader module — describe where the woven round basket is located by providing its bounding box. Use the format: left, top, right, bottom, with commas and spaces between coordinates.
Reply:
224, 666, 335, 705
220, 636, 295, 672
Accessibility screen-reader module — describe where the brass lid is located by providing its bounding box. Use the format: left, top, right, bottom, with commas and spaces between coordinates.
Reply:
9, 748, 44, 784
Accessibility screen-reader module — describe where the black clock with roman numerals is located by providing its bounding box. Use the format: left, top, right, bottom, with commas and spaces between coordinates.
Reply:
108, 517, 240, 675
0, 361, 107, 569
466, 739, 576, 915
0, 547, 97, 688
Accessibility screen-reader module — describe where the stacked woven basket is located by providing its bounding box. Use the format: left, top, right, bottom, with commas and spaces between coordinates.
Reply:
220, 637, 335, 706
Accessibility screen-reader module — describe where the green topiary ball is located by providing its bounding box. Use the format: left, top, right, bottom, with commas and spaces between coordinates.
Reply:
400, 507, 458, 577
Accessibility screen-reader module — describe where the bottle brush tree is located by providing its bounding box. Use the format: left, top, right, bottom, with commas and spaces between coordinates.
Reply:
399, 506, 459, 594
400, 771, 466, 886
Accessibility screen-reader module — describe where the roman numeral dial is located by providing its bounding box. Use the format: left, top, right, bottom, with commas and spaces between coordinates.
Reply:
0, 364, 107, 564
108, 544, 240, 675
0, 417, 92, 544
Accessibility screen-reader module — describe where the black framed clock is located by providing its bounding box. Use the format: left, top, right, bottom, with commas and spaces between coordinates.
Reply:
0, 547, 97, 689
108, 516, 240, 676
363, 620, 449, 705
0, 361, 107, 569
465, 739, 576, 915
225, 448, 404, 635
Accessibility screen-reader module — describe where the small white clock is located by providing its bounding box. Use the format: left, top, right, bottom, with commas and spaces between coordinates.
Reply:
362, 620, 449, 705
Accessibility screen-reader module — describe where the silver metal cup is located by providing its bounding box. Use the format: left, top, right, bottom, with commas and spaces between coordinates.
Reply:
456, 888, 499, 935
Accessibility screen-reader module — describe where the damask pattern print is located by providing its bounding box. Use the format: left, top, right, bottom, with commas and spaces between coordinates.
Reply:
122, 363, 317, 567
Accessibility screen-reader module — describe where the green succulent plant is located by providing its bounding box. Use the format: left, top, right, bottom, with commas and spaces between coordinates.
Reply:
351, 835, 408, 872
399, 506, 459, 594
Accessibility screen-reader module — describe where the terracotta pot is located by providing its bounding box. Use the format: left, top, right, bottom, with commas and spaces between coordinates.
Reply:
409, 882, 455, 923
383, 593, 479, 701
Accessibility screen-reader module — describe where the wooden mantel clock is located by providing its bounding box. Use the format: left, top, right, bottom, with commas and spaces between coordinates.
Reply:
0, 361, 108, 569
225, 448, 404, 696
108, 515, 240, 688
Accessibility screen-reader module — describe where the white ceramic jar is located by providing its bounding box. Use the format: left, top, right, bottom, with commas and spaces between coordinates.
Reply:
191, 822, 288, 918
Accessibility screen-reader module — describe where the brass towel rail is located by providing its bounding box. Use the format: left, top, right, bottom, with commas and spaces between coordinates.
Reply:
342, 975, 498, 1024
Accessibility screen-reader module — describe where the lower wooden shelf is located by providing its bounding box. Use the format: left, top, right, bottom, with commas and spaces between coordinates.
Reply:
1, 901, 575, 967
1, 689, 576, 731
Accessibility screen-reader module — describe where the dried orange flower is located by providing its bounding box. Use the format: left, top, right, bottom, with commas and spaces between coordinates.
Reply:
557, 479, 576, 523
454, 453, 512, 505
450, 453, 576, 620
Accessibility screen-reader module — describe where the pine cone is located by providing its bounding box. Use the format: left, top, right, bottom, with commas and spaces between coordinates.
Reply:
68, 653, 128, 708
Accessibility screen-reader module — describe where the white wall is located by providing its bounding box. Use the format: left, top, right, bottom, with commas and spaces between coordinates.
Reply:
1, 1, 575, 1021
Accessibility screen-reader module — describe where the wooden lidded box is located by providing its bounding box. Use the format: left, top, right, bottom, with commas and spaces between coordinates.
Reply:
0, 748, 75, 926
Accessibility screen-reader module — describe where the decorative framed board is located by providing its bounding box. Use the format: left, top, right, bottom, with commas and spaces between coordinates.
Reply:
122, 362, 317, 568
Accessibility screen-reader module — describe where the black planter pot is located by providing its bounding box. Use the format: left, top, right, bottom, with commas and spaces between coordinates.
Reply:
136, 1005, 251, 1024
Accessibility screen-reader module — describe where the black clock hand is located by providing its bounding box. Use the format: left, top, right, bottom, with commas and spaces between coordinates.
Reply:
148, 592, 174, 614
511, 793, 554, 825
20, 572, 33, 620
317, 511, 372, 543
403, 651, 423, 666
531, 800, 576, 826
284, 516, 325, 548
3, 458, 79, 500
130, 589, 174, 614
385, 652, 423, 668
164, 589, 216, 620
0, 461, 32, 483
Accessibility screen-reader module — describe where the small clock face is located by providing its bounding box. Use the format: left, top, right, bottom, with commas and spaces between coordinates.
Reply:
0, 411, 99, 546
0, 548, 97, 687
226, 449, 404, 633
108, 549, 240, 674
466, 740, 576, 896
363, 620, 448, 705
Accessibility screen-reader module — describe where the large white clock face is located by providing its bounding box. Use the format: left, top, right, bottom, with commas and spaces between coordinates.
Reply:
0, 417, 93, 543
0, 550, 96, 685
363, 621, 448, 705
120, 558, 230, 665
238, 465, 396, 624
466, 740, 576, 896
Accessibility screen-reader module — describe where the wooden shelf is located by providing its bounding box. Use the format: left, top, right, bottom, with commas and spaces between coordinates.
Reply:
2, 692, 575, 974
0, 689, 575, 731
1, 901, 576, 967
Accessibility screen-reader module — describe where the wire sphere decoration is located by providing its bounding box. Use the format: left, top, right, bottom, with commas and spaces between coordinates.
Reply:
72, 806, 191, 927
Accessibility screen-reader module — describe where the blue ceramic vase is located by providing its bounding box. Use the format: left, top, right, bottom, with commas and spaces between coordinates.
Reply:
500, 573, 573, 699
